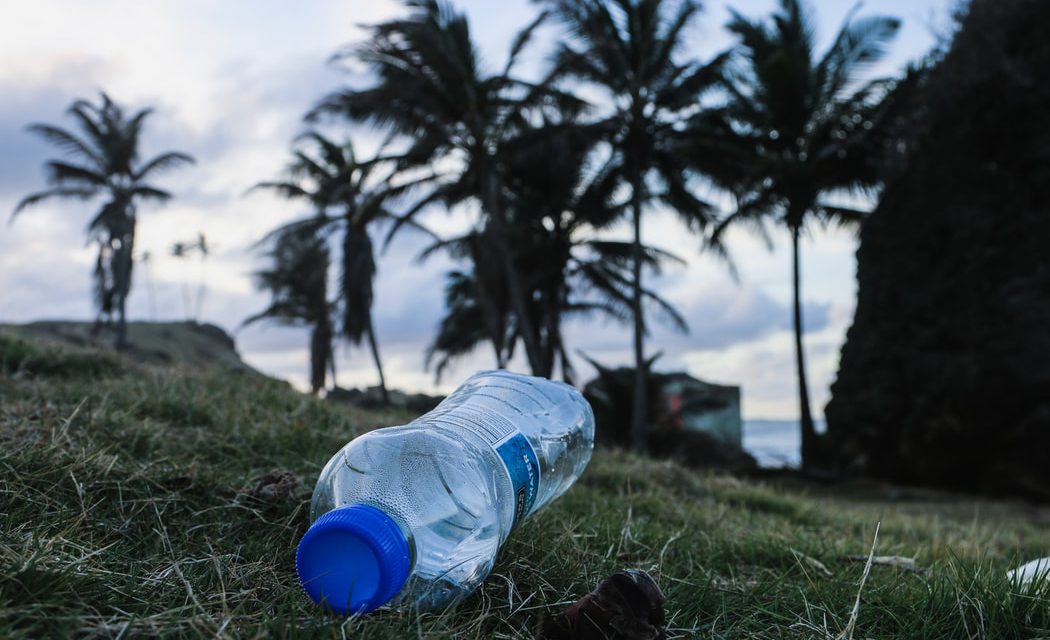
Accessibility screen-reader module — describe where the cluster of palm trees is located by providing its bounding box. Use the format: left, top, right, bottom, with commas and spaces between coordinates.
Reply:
248, 0, 905, 468
13, 0, 907, 470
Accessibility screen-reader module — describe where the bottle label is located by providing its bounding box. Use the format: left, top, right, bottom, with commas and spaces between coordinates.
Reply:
495, 433, 540, 528
426, 403, 540, 528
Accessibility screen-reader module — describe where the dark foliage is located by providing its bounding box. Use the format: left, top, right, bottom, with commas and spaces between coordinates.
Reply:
825, 0, 1050, 499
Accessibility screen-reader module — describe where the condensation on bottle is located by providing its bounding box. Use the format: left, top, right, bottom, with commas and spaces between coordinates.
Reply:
295, 370, 595, 614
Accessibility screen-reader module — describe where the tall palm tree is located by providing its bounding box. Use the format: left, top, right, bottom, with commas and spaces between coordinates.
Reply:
311, 0, 582, 378
12, 92, 194, 347
696, 0, 901, 470
244, 227, 335, 394
537, 0, 725, 449
254, 132, 412, 403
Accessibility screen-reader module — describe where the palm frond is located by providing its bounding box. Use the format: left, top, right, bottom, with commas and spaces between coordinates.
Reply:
818, 13, 901, 99
655, 50, 730, 111
815, 203, 867, 230
25, 124, 105, 170
65, 101, 109, 161
340, 227, 377, 344
503, 9, 549, 77
253, 214, 336, 249
133, 151, 195, 180
645, 284, 689, 334
128, 185, 173, 201
44, 161, 108, 188
11, 187, 98, 217
250, 181, 313, 201
381, 181, 465, 250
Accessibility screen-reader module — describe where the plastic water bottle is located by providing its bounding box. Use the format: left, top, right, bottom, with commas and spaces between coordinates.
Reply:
296, 370, 595, 615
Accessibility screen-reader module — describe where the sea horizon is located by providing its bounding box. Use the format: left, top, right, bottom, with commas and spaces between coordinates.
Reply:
742, 419, 827, 469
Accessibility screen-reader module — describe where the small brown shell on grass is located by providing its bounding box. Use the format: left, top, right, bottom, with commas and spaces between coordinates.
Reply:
245, 468, 299, 505
542, 569, 666, 640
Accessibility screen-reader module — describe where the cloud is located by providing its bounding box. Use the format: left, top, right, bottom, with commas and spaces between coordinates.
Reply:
680, 322, 849, 420
0, 57, 117, 200
560, 279, 831, 357
0, 243, 95, 321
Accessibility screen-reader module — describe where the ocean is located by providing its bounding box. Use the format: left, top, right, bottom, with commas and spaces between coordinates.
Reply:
742, 419, 825, 468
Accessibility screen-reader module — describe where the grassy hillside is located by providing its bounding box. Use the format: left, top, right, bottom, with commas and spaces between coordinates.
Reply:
0, 321, 261, 375
1, 332, 1048, 639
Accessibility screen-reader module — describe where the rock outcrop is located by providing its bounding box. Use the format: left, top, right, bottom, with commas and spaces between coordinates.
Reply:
824, 0, 1050, 498
1, 320, 262, 375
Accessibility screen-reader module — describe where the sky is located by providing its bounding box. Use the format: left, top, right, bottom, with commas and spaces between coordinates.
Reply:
0, 0, 955, 419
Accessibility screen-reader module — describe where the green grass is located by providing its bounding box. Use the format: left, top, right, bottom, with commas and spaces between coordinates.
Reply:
1, 332, 1048, 638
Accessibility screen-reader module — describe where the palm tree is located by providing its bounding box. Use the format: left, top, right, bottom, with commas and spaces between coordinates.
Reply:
425, 238, 688, 385
254, 132, 411, 404
425, 268, 510, 382
311, 0, 582, 378
537, 0, 725, 450
697, 0, 901, 470
171, 232, 209, 321
244, 227, 335, 394
423, 122, 689, 384
422, 232, 517, 378
11, 92, 194, 347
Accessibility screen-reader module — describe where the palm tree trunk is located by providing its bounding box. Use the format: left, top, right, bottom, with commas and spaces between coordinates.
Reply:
629, 167, 648, 452
792, 227, 819, 469
541, 286, 560, 378
551, 291, 575, 384
115, 291, 129, 349
309, 323, 327, 394
481, 163, 544, 375
114, 224, 135, 349
92, 246, 108, 335
473, 243, 508, 368
366, 310, 390, 405
328, 337, 338, 389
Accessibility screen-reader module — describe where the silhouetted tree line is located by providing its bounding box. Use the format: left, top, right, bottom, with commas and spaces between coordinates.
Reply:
14, 0, 916, 470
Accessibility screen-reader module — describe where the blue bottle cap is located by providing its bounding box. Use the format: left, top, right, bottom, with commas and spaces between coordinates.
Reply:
296, 503, 412, 615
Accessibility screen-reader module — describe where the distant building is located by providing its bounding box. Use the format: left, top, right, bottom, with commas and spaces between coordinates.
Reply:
656, 373, 742, 448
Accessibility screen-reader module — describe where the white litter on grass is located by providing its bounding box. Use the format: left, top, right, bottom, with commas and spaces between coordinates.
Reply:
1007, 557, 1050, 584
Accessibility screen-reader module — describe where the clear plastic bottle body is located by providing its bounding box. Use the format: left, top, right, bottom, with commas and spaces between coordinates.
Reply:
308, 371, 594, 611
